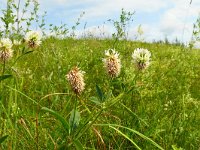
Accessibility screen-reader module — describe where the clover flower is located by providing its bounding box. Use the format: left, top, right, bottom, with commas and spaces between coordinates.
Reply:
103, 49, 121, 78
13, 39, 22, 46
66, 66, 85, 95
25, 31, 41, 48
132, 48, 151, 70
0, 38, 13, 61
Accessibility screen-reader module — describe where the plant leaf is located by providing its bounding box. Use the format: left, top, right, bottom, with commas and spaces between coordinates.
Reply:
0, 135, 8, 144
95, 84, 105, 102
69, 109, 80, 131
0, 75, 12, 82
89, 96, 101, 105
41, 107, 69, 133
73, 139, 84, 150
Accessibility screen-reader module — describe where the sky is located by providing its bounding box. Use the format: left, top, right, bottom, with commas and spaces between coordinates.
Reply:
0, 0, 200, 43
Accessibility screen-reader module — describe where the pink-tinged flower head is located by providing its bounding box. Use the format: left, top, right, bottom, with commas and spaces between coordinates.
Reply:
103, 49, 121, 78
66, 66, 85, 95
0, 38, 13, 61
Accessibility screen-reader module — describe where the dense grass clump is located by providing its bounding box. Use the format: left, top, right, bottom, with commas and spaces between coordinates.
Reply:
0, 38, 200, 149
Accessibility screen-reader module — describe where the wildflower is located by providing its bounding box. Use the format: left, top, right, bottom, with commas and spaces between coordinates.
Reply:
25, 31, 41, 48
102, 49, 121, 78
0, 38, 13, 61
132, 48, 151, 70
66, 66, 85, 95
13, 39, 22, 46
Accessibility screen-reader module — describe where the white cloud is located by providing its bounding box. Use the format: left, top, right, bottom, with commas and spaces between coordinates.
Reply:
159, 0, 200, 42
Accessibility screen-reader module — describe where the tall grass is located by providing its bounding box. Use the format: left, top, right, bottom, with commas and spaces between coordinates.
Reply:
0, 38, 199, 149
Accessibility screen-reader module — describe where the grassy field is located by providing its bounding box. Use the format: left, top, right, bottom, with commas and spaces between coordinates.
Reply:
0, 38, 200, 149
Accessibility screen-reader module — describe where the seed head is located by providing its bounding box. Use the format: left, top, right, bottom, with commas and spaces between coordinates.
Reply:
66, 67, 85, 95
0, 38, 13, 61
103, 49, 121, 78
132, 48, 151, 70
25, 31, 41, 48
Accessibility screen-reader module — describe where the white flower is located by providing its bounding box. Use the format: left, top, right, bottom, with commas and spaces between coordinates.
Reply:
25, 31, 41, 48
0, 38, 13, 50
0, 38, 13, 61
132, 48, 151, 70
103, 49, 121, 78
13, 40, 22, 46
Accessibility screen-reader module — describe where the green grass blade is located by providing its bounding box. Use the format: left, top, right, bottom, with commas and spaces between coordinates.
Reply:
95, 124, 164, 150
0, 135, 8, 144
0, 75, 12, 82
5, 85, 40, 106
12, 50, 33, 66
109, 126, 142, 150
112, 124, 164, 150
73, 139, 84, 150
41, 107, 69, 133
120, 103, 149, 126
75, 93, 124, 140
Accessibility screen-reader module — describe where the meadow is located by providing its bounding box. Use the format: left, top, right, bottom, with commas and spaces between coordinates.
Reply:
0, 37, 199, 150
0, 0, 200, 150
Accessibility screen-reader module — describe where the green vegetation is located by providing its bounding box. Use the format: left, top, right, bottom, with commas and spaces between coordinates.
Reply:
0, 0, 200, 149
0, 38, 200, 149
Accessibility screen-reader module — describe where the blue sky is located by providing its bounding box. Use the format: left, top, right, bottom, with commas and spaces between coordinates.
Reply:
0, 0, 200, 43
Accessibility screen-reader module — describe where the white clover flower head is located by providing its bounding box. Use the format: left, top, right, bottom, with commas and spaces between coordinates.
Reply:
66, 66, 85, 95
13, 39, 22, 46
103, 49, 121, 78
132, 48, 151, 70
25, 31, 41, 48
0, 38, 13, 50
0, 38, 13, 61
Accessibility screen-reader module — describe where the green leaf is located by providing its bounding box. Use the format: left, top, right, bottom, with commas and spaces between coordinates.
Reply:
23, 50, 34, 55
172, 145, 183, 150
69, 109, 80, 131
73, 140, 84, 150
0, 135, 8, 144
41, 107, 69, 133
0, 75, 12, 82
12, 50, 33, 66
95, 84, 105, 102
89, 96, 101, 105
95, 124, 164, 150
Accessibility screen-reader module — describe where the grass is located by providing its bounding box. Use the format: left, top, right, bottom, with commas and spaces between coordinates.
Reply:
0, 37, 200, 149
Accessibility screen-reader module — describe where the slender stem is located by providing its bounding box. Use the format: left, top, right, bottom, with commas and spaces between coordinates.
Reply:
17, 0, 21, 34
36, 104, 39, 150
71, 94, 78, 134
2, 60, 6, 75
75, 108, 104, 140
